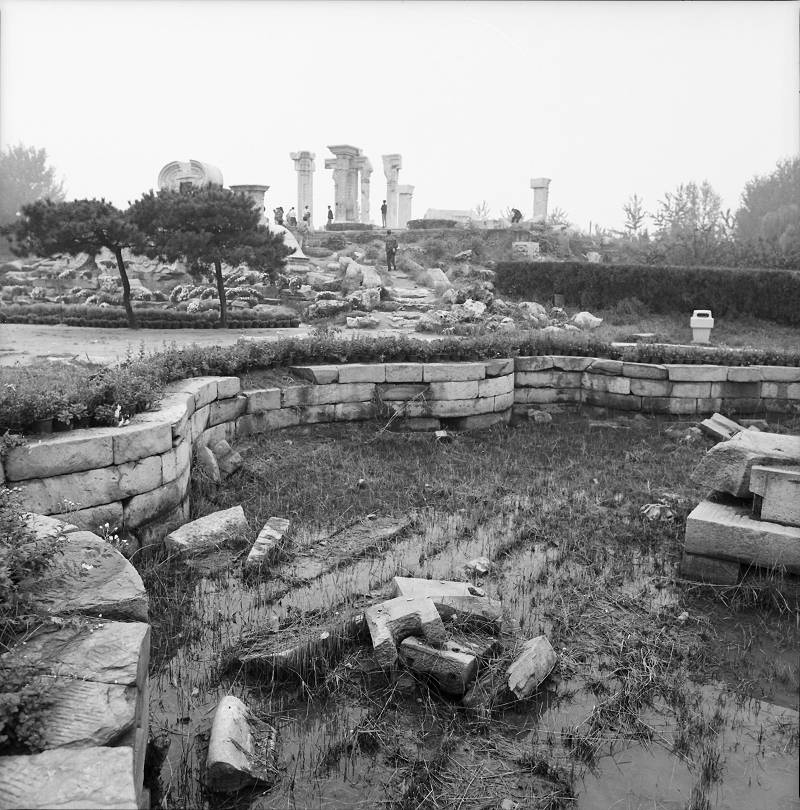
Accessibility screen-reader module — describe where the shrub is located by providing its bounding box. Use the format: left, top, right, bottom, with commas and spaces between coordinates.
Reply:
325, 222, 373, 232
407, 219, 457, 230
494, 261, 800, 326
320, 235, 347, 251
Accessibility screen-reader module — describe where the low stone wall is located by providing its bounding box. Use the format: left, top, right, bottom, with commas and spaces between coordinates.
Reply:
0, 515, 149, 809
3, 357, 799, 539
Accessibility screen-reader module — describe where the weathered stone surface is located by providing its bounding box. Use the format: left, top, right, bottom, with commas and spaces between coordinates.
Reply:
338, 363, 386, 383
392, 577, 486, 599
691, 430, 800, 498
23, 530, 148, 621
666, 397, 698, 415
113, 422, 172, 465
423, 362, 485, 382
587, 358, 623, 375
197, 444, 221, 483
515, 370, 583, 389
493, 392, 514, 411
211, 440, 243, 479
0, 746, 138, 809
217, 377, 241, 399
335, 401, 376, 421
161, 438, 192, 484
515, 356, 554, 372
485, 358, 514, 377
622, 362, 668, 380
206, 696, 278, 793
388, 417, 441, 432
762, 382, 800, 400
385, 363, 424, 383
18, 455, 162, 515
245, 388, 282, 412
550, 356, 593, 372
506, 635, 557, 699
478, 375, 514, 397
452, 412, 510, 431
4, 429, 114, 481
297, 404, 336, 424
749, 465, 800, 527
165, 376, 219, 409
129, 391, 193, 441
432, 595, 503, 630
399, 636, 477, 694
680, 552, 740, 585
24, 512, 79, 539
365, 596, 447, 667
427, 380, 479, 400
50, 502, 123, 536
376, 383, 429, 401
246, 517, 290, 569
2, 620, 150, 687
236, 409, 300, 436
711, 381, 762, 399
282, 382, 375, 407
581, 373, 631, 395
190, 404, 211, 442
124, 465, 190, 528
198, 421, 236, 449
685, 499, 800, 573
667, 364, 728, 382
582, 391, 642, 411
752, 366, 800, 383
165, 505, 249, 556
629, 378, 672, 397
698, 412, 744, 442
514, 387, 582, 404
727, 366, 763, 382
208, 396, 246, 427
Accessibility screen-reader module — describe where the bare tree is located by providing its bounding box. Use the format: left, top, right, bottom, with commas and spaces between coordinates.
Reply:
472, 200, 491, 219
622, 193, 646, 236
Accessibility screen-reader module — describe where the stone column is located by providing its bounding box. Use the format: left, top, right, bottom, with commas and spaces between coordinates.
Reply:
325, 145, 362, 223
397, 184, 414, 228
530, 177, 551, 223
290, 151, 315, 229
229, 184, 270, 224
357, 158, 372, 224
382, 154, 402, 228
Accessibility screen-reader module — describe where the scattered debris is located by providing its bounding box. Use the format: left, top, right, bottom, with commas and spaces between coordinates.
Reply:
434, 429, 452, 443
528, 409, 553, 424
640, 502, 675, 521
196, 444, 221, 483
506, 635, 558, 700
364, 596, 447, 668
165, 506, 249, 556
246, 517, 290, 570
698, 412, 744, 442
210, 440, 243, 479
398, 636, 477, 695
465, 556, 492, 575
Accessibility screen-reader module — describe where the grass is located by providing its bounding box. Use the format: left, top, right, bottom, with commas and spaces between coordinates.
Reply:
138, 414, 800, 808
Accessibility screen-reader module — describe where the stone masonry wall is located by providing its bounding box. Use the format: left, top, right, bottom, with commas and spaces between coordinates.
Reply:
3, 358, 799, 540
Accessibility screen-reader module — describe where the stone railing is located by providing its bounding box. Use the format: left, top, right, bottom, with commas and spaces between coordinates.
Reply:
0, 515, 149, 809
2, 357, 798, 540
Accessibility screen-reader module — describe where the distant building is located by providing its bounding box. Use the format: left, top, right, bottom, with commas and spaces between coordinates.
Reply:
423, 208, 474, 225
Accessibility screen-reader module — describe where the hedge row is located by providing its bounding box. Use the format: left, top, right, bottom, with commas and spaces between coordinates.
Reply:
325, 223, 373, 232
0, 303, 300, 329
494, 261, 800, 326
407, 219, 458, 230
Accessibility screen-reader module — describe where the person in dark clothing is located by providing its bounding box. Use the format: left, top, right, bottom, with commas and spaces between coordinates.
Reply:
385, 229, 398, 272
510, 207, 523, 224
327, 205, 334, 227
380, 200, 388, 227
274, 206, 284, 226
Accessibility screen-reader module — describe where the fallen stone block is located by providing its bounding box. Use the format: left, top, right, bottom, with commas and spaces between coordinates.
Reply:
399, 636, 477, 695
211, 439, 243, 479
685, 499, 800, 573
698, 412, 744, 442
434, 595, 503, 631
506, 635, 557, 699
246, 517, 290, 569
365, 596, 447, 667
165, 505, 249, 556
206, 695, 278, 793
392, 576, 486, 599
0, 746, 138, 810
691, 430, 800, 498
680, 551, 740, 585
749, 465, 800, 527
197, 444, 221, 483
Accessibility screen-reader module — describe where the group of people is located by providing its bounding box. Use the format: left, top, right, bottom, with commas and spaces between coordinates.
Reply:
273, 205, 313, 228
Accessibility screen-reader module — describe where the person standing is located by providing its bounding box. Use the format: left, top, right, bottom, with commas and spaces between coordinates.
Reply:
287, 207, 297, 227
380, 199, 388, 227
510, 207, 522, 224
274, 206, 284, 226
327, 205, 334, 228
302, 205, 312, 230
384, 229, 398, 273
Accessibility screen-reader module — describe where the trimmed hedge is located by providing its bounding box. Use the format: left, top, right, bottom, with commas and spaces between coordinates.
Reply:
325, 223, 373, 232
0, 303, 300, 329
495, 261, 800, 326
407, 219, 458, 230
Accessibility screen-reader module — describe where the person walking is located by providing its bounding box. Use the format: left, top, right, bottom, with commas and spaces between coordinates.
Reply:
380, 199, 388, 227
385, 229, 398, 273
327, 205, 334, 228
302, 205, 312, 229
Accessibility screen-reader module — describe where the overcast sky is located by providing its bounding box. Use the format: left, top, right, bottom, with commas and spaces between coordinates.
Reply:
1, 0, 797, 231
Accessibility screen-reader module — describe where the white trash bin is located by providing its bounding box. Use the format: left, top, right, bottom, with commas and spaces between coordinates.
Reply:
690, 309, 714, 344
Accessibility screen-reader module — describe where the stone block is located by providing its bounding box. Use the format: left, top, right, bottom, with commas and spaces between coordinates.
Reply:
385, 363, 424, 382
667, 398, 698, 415
515, 370, 582, 389
365, 596, 447, 667
685, 499, 800, 572
335, 401, 376, 421
640, 397, 671, 414
427, 397, 495, 418
698, 412, 744, 442
710, 381, 761, 399
493, 392, 515, 411
433, 594, 503, 630
198, 422, 236, 449
216, 377, 241, 399
298, 404, 336, 424
134, 498, 188, 548
477, 374, 513, 398
113, 422, 172, 465
161, 438, 192, 484
582, 391, 642, 411
392, 576, 486, 600
749, 366, 800, 383
399, 636, 477, 695
246, 517, 290, 569
762, 398, 800, 414
211, 440, 243, 479
721, 397, 763, 415
423, 362, 485, 382
197, 444, 221, 483
165, 376, 219, 409
427, 380, 479, 400
581, 373, 631, 395
691, 430, 800, 498
749, 465, 800, 527
282, 382, 375, 407
245, 388, 281, 412
377, 383, 430, 400
696, 397, 724, 414
728, 366, 763, 382
289, 365, 340, 384
515, 356, 554, 372
52, 501, 124, 535
667, 365, 728, 382
338, 363, 386, 383
587, 358, 623, 375
514, 387, 582, 404
24, 513, 79, 539
388, 417, 441, 432
124, 466, 190, 529
680, 552, 740, 585
485, 358, 514, 377
208, 396, 246, 427
190, 404, 211, 441
129, 391, 194, 443
629, 378, 672, 397
3, 429, 114, 481
24, 530, 148, 621
207, 696, 278, 793
237, 409, 300, 436
452, 412, 510, 431
506, 635, 557, 699
622, 362, 668, 380
165, 504, 249, 556
762, 382, 800, 400
552, 356, 594, 372
0, 746, 138, 810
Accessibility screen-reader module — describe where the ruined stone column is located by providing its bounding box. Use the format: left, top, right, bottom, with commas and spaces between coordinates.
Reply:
530, 177, 551, 223
325, 145, 362, 223
382, 154, 402, 228
290, 151, 315, 228
229, 184, 270, 224
357, 158, 372, 224
397, 184, 414, 228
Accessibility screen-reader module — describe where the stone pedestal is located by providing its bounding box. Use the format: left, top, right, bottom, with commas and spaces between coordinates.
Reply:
229, 185, 270, 224
325, 145, 362, 223
397, 184, 414, 228
530, 177, 551, 223
382, 154, 402, 228
290, 151, 315, 228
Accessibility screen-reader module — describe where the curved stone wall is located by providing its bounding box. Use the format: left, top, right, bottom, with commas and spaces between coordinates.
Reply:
3, 357, 798, 539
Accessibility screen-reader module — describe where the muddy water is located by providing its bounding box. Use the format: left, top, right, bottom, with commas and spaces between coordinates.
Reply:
146, 454, 799, 809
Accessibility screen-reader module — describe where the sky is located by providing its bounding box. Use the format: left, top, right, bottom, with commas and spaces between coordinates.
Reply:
1, 0, 797, 231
